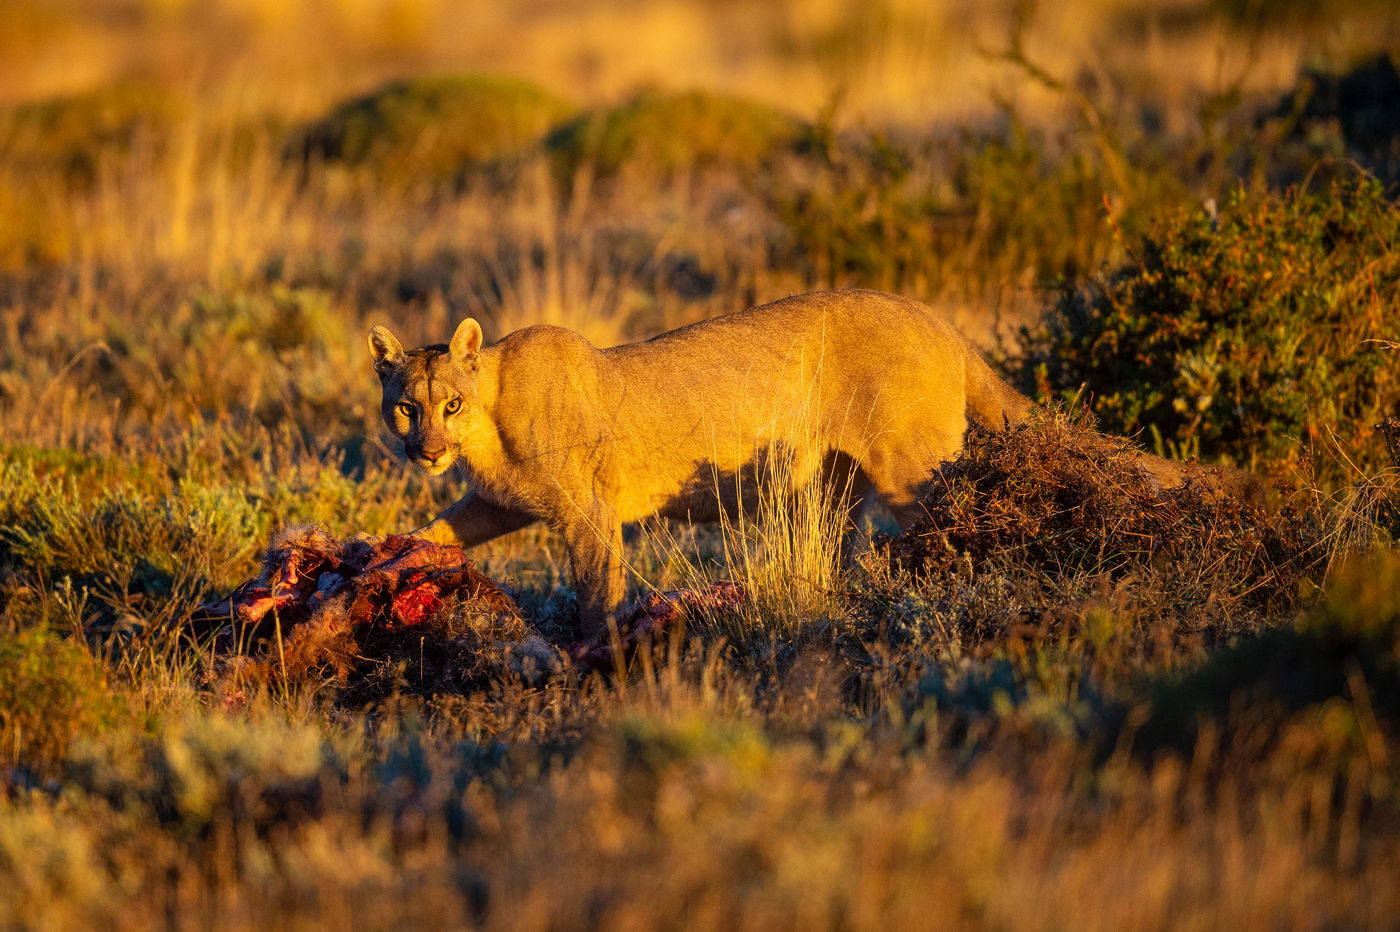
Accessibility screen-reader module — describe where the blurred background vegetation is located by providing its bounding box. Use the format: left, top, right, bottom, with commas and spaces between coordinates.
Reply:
3, 0, 1400, 927
3, 0, 1399, 475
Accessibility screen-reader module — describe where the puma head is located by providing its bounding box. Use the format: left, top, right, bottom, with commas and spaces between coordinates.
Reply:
368, 318, 483, 476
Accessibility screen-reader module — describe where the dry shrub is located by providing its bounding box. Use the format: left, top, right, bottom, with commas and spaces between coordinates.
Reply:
888, 408, 1321, 617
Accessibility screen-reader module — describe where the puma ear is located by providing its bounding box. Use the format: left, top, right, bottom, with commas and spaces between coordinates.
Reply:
449, 318, 483, 365
368, 325, 404, 377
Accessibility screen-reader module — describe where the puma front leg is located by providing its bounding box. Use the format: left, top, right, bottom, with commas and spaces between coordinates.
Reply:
418, 491, 538, 548
561, 510, 625, 644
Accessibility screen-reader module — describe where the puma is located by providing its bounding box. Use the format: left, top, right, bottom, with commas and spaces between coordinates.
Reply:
368, 288, 1254, 640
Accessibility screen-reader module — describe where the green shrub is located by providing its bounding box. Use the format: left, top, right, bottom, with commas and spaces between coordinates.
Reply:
0, 444, 158, 500
0, 628, 123, 771
187, 285, 339, 355
617, 713, 771, 778
0, 454, 266, 626
769, 130, 944, 291
0, 83, 186, 186
297, 74, 572, 184
1018, 177, 1400, 479
70, 713, 333, 838
948, 123, 1111, 286
93, 284, 362, 431
768, 120, 1125, 296
547, 89, 807, 177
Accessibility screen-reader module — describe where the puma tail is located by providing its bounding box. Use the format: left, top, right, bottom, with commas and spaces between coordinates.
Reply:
963, 349, 1033, 430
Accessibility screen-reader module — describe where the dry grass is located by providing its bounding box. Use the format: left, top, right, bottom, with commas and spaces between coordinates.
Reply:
639, 385, 860, 651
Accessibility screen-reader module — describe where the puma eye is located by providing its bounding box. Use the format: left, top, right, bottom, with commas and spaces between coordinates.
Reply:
395, 402, 414, 419
444, 398, 461, 415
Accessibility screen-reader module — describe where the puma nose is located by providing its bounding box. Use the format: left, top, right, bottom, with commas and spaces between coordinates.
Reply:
421, 445, 447, 461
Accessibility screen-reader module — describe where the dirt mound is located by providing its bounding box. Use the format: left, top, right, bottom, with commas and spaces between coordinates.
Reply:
887, 409, 1317, 608
196, 528, 744, 697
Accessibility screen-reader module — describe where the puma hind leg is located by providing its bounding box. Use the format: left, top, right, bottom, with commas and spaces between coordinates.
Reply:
859, 434, 961, 531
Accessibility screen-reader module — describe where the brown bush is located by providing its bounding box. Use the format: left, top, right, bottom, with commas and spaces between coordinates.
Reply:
886, 408, 1320, 623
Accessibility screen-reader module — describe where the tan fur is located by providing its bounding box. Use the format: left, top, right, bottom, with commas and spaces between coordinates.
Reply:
368, 288, 1256, 641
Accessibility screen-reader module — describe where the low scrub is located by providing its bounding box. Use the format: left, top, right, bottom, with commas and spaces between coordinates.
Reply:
0, 627, 125, 773
768, 120, 1119, 297
0, 83, 187, 185
1112, 552, 1400, 850
0, 457, 264, 632
296, 74, 573, 185
1136, 552, 1400, 747
547, 90, 809, 178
